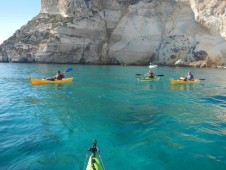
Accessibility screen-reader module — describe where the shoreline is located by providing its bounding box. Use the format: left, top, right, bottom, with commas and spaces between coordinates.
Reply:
0, 61, 226, 69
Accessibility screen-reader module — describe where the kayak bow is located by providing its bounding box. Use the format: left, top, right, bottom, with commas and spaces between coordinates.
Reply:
29, 77, 73, 85
86, 155, 103, 170
86, 140, 104, 170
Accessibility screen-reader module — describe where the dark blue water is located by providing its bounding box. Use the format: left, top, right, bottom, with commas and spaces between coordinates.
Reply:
0, 63, 226, 170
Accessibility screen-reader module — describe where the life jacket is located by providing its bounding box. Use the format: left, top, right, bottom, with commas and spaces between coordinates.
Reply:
61, 74, 65, 78
150, 72, 155, 78
186, 74, 194, 80
56, 73, 62, 80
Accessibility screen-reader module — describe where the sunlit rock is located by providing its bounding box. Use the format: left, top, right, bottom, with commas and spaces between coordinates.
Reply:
0, 0, 225, 67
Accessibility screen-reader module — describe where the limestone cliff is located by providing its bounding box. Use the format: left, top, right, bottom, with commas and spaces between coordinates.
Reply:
0, 0, 225, 67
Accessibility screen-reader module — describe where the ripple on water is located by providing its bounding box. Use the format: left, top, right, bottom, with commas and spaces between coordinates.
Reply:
1, 64, 226, 169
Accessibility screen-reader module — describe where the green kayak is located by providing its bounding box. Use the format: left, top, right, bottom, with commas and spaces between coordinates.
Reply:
86, 156, 103, 170
137, 77, 160, 81
86, 141, 104, 170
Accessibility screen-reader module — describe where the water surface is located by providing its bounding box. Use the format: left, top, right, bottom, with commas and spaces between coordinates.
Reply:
0, 63, 226, 170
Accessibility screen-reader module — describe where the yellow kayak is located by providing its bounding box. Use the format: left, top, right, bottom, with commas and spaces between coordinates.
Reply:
29, 77, 73, 85
170, 78, 200, 85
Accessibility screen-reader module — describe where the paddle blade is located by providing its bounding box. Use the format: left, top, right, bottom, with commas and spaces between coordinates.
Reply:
157, 75, 164, 77
65, 67, 72, 72
136, 74, 143, 76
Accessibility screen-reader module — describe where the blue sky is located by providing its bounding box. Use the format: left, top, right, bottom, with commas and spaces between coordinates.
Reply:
0, 0, 41, 44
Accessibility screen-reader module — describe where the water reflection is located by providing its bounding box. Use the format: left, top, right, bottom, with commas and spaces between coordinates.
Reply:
170, 84, 195, 91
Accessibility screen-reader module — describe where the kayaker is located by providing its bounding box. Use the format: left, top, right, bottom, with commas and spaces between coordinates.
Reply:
184, 71, 194, 81
146, 70, 155, 78
46, 71, 64, 81
54, 71, 64, 80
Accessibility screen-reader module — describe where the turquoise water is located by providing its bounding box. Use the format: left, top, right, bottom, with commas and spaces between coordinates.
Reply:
0, 63, 226, 170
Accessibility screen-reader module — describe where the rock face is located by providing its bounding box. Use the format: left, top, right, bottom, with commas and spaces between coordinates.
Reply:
0, 0, 225, 67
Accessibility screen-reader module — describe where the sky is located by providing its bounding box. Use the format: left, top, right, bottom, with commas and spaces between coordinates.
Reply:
0, 0, 41, 44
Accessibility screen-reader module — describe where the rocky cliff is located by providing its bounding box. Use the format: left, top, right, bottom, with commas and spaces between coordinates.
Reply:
0, 0, 225, 67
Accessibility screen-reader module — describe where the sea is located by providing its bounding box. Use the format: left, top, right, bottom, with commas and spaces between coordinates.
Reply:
0, 63, 226, 170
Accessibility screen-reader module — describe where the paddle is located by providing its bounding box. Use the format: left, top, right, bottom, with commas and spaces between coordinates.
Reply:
62, 67, 73, 78
199, 79, 205, 80
65, 67, 72, 73
136, 74, 164, 77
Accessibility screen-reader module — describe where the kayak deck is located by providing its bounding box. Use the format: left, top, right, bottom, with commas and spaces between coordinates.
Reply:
170, 79, 200, 85
29, 77, 73, 85
86, 156, 103, 170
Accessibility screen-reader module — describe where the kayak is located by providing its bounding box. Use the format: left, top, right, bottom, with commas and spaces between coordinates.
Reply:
137, 77, 160, 81
86, 141, 104, 170
170, 78, 200, 85
29, 77, 73, 85
86, 155, 103, 170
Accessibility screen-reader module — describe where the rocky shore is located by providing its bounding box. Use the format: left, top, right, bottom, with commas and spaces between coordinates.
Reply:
0, 0, 225, 67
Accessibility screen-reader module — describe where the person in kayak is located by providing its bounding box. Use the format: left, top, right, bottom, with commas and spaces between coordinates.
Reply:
54, 71, 64, 80
46, 71, 64, 81
146, 70, 155, 78
184, 71, 194, 81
